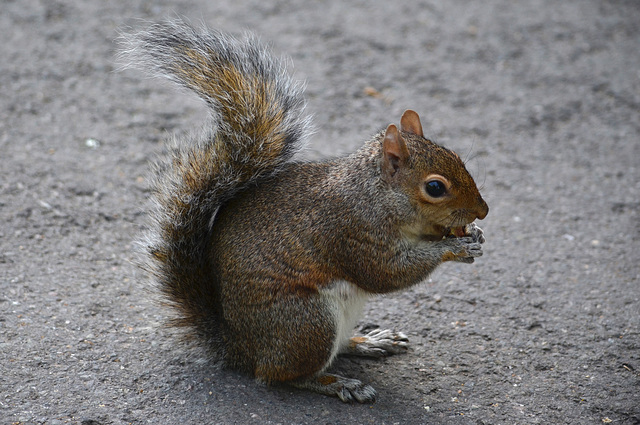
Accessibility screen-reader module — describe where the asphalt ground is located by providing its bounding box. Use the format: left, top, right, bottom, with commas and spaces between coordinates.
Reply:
2, 0, 639, 424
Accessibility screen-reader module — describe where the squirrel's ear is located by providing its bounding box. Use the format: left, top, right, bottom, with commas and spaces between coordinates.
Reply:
383, 124, 410, 178
400, 110, 424, 138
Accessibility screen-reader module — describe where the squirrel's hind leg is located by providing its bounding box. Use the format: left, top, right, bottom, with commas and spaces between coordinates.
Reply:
289, 373, 377, 403
342, 328, 409, 358
290, 329, 407, 402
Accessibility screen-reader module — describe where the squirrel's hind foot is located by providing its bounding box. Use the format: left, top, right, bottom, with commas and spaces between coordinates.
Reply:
290, 373, 377, 403
343, 328, 409, 358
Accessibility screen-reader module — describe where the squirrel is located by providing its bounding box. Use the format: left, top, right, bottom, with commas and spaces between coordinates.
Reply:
121, 19, 489, 403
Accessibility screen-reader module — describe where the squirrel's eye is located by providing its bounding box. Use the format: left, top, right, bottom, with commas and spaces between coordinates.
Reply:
425, 180, 447, 197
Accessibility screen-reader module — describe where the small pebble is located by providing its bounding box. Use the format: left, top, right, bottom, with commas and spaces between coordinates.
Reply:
85, 138, 101, 148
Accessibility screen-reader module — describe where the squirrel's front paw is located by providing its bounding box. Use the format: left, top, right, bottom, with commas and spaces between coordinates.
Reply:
465, 222, 485, 244
444, 235, 484, 263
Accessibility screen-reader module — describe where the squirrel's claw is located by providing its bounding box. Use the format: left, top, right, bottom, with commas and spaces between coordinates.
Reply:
465, 222, 486, 244
337, 379, 377, 403
291, 374, 377, 403
343, 328, 410, 357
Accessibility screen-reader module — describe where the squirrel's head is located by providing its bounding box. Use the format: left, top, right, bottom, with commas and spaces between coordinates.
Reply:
381, 110, 489, 241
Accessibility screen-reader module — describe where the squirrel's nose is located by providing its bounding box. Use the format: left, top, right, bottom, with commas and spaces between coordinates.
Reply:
476, 197, 489, 220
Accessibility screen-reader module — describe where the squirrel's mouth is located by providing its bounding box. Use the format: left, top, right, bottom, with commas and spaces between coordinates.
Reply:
445, 226, 467, 238
418, 223, 470, 241
429, 224, 467, 240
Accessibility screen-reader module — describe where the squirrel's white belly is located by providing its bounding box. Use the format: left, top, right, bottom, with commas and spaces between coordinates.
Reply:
320, 280, 370, 368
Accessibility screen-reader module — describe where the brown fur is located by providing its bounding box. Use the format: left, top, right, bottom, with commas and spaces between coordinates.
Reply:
122, 19, 488, 402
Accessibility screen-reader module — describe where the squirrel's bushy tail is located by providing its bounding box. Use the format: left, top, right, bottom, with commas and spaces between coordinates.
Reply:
121, 20, 310, 341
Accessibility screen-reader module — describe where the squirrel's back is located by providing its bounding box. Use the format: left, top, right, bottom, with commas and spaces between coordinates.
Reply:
120, 19, 311, 344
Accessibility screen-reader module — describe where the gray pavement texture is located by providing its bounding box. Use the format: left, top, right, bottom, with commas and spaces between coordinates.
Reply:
1, 0, 639, 424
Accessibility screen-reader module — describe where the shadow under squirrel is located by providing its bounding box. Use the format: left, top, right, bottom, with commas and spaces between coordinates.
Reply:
121, 19, 489, 403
